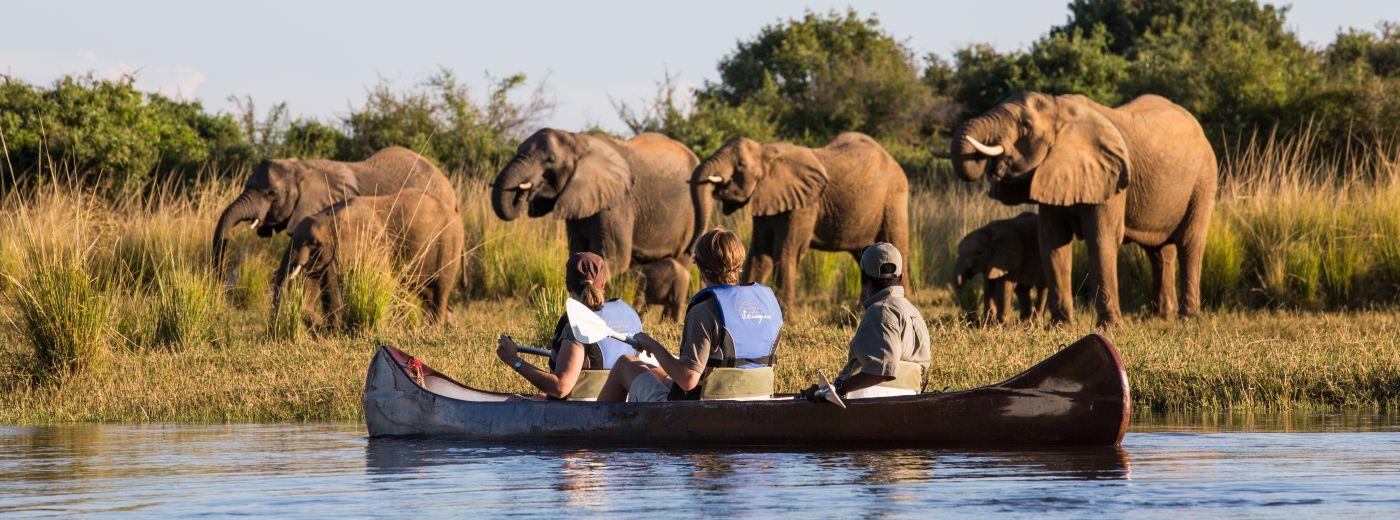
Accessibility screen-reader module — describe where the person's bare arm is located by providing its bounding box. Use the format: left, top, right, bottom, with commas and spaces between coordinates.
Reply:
496, 335, 585, 398
836, 372, 894, 394
632, 333, 702, 391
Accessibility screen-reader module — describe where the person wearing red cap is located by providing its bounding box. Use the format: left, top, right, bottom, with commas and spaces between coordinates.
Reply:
495, 252, 645, 400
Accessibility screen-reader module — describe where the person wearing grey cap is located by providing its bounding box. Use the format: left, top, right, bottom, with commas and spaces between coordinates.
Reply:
801, 242, 931, 400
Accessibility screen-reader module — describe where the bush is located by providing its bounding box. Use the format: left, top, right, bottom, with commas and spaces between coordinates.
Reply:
0, 74, 248, 191
339, 259, 398, 334
153, 270, 222, 348
8, 252, 109, 376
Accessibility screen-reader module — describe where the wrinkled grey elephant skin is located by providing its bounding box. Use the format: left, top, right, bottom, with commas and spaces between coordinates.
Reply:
943, 93, 1217, 325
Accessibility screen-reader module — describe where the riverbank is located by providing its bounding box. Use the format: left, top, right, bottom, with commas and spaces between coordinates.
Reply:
1, 293, 1394, 423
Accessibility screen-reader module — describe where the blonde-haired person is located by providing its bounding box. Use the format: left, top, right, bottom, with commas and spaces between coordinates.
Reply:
496, 252, 643, 400
598, 228, 783, 402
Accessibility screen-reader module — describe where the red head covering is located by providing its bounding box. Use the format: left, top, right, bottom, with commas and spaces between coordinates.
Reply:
565, 252, 608, 293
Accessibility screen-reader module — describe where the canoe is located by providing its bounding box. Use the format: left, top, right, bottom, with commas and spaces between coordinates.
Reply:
363, 333, 1131, 447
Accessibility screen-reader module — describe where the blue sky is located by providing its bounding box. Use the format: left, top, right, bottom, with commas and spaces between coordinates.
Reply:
3, 1, 1398, 132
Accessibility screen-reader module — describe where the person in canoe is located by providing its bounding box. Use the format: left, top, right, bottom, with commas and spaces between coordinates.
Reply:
802, 242, 930, 400
495, 252, 644, 400
598, 227, 783, 402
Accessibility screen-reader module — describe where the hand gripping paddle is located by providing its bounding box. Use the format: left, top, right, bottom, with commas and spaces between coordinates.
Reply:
565, 298, 658, 366
815, 370, 847, 409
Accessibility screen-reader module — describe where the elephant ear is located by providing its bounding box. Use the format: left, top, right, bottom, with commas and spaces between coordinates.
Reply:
554, 136, 631, 220
1030, 100, 1130, 206
751, 145, 828, 216
986, 226, 1023, 280
290, 162, 360, 229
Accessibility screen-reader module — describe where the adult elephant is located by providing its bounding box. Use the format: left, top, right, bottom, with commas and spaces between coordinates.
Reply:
937, 92, 1217, 325
211, 146, 457, 298
690, 132, 910, 306
490, 129, 698, 314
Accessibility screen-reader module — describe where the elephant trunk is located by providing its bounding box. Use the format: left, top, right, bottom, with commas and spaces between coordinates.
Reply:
687, 159, 722, 255
212, 190, 269, 269
950, 115, 1003, 183
490, 157, 535, 221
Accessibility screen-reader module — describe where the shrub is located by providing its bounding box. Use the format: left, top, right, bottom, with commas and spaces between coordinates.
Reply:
8, 252, 109, 376
0, 74, 248, 191
339, 259, 397, 334
153, 270, 222, 348
1201, 219, 1247, 307
266, 279, 308, 341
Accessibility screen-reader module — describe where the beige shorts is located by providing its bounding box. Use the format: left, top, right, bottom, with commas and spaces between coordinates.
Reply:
626, 373, 671, 402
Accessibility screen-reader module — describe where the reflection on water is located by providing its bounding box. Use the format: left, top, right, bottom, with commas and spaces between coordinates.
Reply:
1, 412, 1396, 516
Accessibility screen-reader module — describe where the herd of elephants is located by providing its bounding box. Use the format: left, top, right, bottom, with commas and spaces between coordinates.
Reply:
211, 92, 1218, 327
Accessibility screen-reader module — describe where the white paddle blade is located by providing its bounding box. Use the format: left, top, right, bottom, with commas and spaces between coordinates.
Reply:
565, 298, 616, 345
638, 351, 659, 367
817, 370, 846, 409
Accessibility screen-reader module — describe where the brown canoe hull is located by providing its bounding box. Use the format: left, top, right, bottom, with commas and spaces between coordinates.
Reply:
363, 334, 1130, 447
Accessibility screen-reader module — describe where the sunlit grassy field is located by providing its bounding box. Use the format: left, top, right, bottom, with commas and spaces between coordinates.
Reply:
0, 135, 1397, 422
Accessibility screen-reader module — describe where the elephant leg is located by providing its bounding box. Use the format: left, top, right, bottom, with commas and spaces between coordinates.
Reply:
1177, 195, 1213, 318
632, 267, 651, 314
882, 196, 912, 292
1085, 208, 1125, 326
743, 217, 776, 286
773, 210, 817, 307
667, 264, 689, 322
1038, 208, 1076, 324
319, 271, 343, 326
270, 245, 292, 311
988, 279, 1011, 324
1015, 284, 1034, 321
1147, 244, 1179, 319
602, 207, 634, 273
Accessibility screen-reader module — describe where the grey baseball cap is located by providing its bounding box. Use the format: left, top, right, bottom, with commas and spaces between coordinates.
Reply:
860, 242, 902, 279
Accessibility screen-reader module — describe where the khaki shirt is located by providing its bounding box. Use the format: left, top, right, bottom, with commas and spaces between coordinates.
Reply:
677, 298, 734, 374
836, 286, 931, 383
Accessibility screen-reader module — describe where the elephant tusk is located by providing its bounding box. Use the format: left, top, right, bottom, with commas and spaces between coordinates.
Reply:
517, 182, 533, 191
288, 264, 302, 280
250, 218, 260, 230
706, 175, 723, 184
965, 136, 1005, 157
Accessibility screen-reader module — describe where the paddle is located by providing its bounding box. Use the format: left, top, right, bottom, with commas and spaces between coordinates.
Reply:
497, 334, 553, 357
564, 298, 659, 366
812, 370, 847, 409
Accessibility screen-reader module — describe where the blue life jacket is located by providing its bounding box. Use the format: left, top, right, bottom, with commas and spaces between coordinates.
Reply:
690, 284, 783, 368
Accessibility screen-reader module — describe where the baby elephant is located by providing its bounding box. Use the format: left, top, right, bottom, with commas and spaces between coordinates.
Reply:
954, 212, 1046, 323
632, 258, 691, 321
286, 189, 463, 323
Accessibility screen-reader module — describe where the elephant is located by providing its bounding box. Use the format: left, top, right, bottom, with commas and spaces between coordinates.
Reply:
285, 189, 464, 323
690, 132, 910, 306
211, 146, 457, 306
954, 212, 1047, 323
490, 129, 698, 317
938, 92, 1217, 325
630, 258, 691, 321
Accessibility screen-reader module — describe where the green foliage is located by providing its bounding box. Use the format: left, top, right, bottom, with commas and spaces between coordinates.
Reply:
339, 69, 549, 176
154, 270, 222, 348
339, 261, 396, 334
0, 74, 248, 191
8, 251, 109, 377
939, 0, 1400, 155
266, 280, 307, 342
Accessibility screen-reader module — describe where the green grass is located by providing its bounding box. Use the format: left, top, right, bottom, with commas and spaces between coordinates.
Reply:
153, 269, 222, 349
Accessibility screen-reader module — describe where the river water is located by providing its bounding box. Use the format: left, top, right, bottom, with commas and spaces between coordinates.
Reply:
1, 412, 1396, 517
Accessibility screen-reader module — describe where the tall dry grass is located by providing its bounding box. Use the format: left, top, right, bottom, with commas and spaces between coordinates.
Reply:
0, 134, 1395, 418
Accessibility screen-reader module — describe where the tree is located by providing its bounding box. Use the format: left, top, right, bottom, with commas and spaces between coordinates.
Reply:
703, 9, 934, 143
